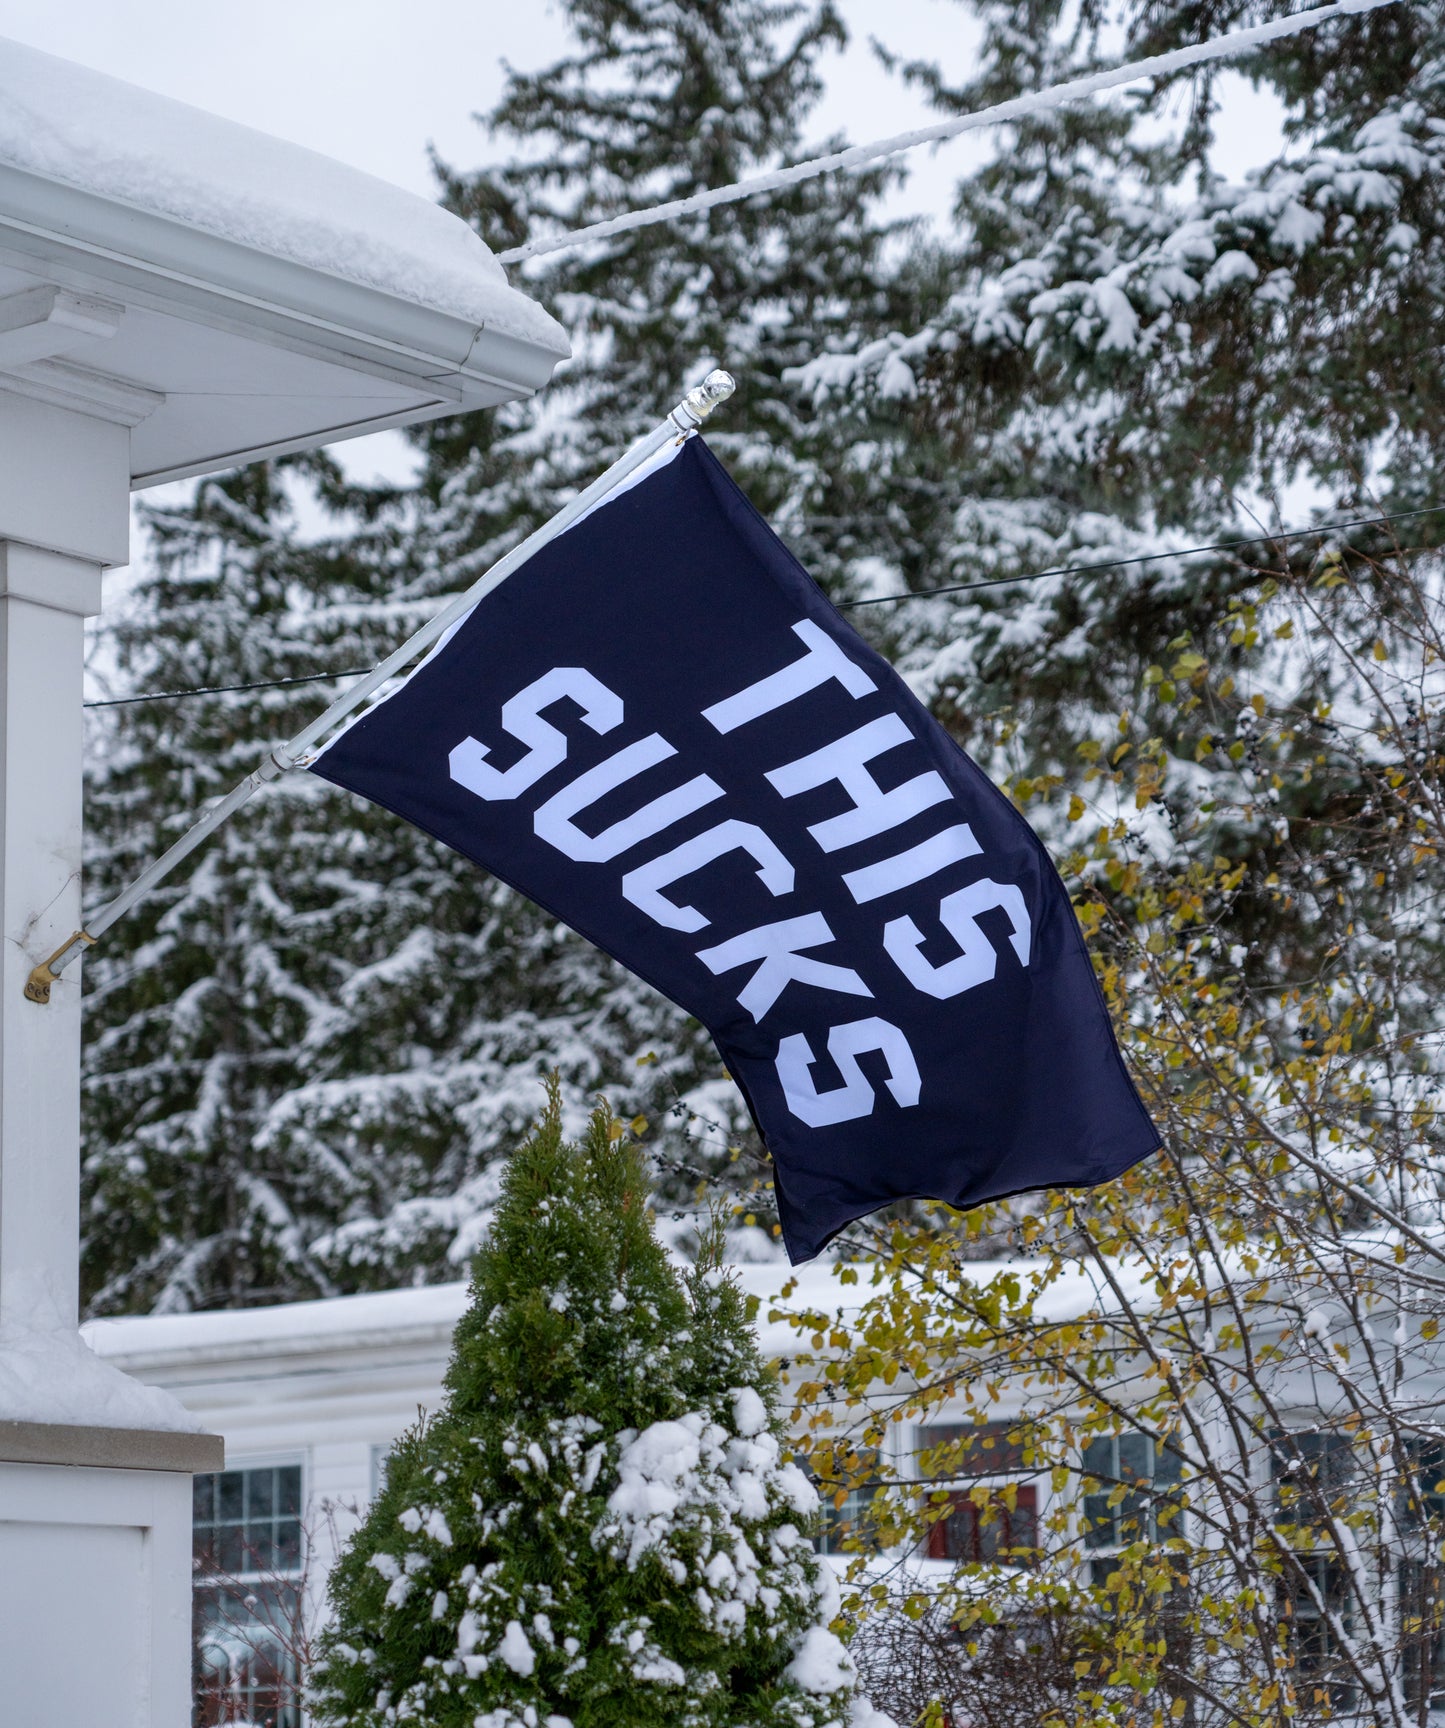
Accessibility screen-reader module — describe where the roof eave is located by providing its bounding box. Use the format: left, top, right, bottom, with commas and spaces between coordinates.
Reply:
0, 159, 569, 480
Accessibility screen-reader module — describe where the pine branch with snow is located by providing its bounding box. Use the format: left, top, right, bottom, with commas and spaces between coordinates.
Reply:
312, 1083, 885, 1728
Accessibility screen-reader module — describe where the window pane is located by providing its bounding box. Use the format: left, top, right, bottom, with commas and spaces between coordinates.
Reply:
248, 1469, 275, 1520
218, 1472, 244, 1523
193, 1581, 302, 1728
1320, 1434, 1354, 1496
977, 1505, 1004, 1563
918, 1421, 1028, 1477
216, 1525, 244, 1576
815, 1484, 880, 1554
276, 1518, 302, 1572
1277, 1553, 1353, 1711
1118, 1488, 1151, 1543
1400, 1561, 1445, 1710
929, 1496, 978, 1561
1271, 1429, 1354, 1527
1118, 1433, 1151, 1482
1009, 1488, 1038, 1551
278, 1466, 302, 1518
244, 1520, 276, 1573
928, 1491, 1035, 1567
1405, 1438, 1445, 1526
193, 1475, 215, 1523
1084, 1432, 1186, 1549
811, 1452, 881, 1556
1083, 1492, 1115, 1550
1082, 1436, 1114, 1476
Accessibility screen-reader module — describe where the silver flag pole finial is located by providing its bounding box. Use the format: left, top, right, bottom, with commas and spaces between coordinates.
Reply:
671, 369, 736, 433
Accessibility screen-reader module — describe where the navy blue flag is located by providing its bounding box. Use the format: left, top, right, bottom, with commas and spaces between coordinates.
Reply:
311, 436, 1159, 1261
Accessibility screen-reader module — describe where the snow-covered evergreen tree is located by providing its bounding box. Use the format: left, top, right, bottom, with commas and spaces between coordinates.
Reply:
81, 459, 428, 1312
311, 1086, 872, 1728
82, 0, 911, 1311
799, 0, 1445, 785
790, 0, 1445, 1015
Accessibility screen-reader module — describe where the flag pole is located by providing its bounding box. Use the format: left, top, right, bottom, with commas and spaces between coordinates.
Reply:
25, 369, 737, 1004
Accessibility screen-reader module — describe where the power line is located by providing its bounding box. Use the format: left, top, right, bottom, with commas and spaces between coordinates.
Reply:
497, 0, 1395, 265
83, 497, 1445, 711
85, 667, 371, 711
837, 501, 1445, 610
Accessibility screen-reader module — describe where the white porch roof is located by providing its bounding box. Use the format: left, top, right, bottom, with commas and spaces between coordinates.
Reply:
0, 36, 569, 488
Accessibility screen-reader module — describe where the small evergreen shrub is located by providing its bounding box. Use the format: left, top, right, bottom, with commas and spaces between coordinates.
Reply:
312, 1084, 877, 1728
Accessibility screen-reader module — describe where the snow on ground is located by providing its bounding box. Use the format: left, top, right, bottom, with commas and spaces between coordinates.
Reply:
0, 35, 567, 353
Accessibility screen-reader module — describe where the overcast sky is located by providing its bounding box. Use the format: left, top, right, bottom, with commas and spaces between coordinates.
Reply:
0, 2, 1282, 224
0, 1, 977, 209
0, 0, 1282, 499
0, 0, 991, 493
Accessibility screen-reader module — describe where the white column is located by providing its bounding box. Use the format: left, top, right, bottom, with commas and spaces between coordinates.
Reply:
0, 386, 127, 1334
0, 384, 220, 1728
0, 541, 102, 1330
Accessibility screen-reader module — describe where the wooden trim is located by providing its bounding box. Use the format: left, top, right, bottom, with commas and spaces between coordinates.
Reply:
0, 1418, 223, 1473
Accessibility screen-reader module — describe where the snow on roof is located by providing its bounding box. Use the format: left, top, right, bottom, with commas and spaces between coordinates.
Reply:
0, 36, 566, 354
82, 1260, 870, 1372
83, 1280, 474, 1370
81, 1255, 1167, 1386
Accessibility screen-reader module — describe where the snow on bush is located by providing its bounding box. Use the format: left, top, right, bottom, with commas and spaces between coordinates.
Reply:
312, 1087, 884, 1728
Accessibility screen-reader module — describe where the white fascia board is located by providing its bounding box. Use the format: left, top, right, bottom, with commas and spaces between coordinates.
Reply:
130, 401, 456, 490
82, 1281, 472, 1375
95, 1321, 463, 1380
0, 162, 568, 406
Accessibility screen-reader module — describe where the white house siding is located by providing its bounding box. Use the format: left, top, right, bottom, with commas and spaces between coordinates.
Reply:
82, 1262, 1445, 1724
81, 1265, 868, 1597
85, 1283, 473, 1595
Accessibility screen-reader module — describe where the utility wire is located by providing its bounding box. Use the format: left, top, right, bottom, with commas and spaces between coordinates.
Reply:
85, 667, 372, 710
837, 501, 1445, 610
80, 3, 1404, 713
497, 0, 1395, 264
83, 497, 1445, 712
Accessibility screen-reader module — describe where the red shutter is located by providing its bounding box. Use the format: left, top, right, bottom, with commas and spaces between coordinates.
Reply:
927, 1486, 1037, 1563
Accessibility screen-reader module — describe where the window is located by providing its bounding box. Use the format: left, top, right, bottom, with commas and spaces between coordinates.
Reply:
815, 1477, 884, 1555
1268, 1433, 1358, 1708
192, 1463, 305, 1728
1398, 1436, 1445, 1530
1400, 1560, 1445, 1712
812, 1449, 884, 1555
927, 1485, 1038, 1564
918, 1421, 1032, 1479
917, 1422, 1039, 1568
1269, 1429, 1355, 1531
1278, 1553, 1353, 1708
1082, 1432, 1184, 1556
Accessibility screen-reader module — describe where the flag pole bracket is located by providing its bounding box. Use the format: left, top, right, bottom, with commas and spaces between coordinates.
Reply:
25, 931, 96, 1005
26, 367, 738, 1004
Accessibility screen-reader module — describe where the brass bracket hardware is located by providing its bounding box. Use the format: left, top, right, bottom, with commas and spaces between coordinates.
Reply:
24, 931, 95, 1005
